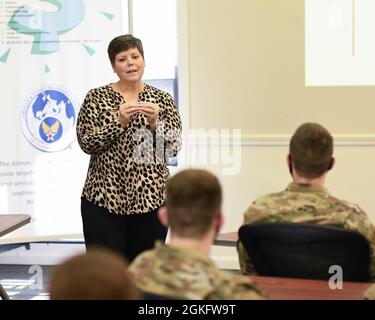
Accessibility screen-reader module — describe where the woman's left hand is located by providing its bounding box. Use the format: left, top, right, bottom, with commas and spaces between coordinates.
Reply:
139, 102, 160, 130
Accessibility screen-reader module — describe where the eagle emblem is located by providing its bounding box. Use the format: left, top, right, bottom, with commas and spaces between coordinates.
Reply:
42, 120, 60, 141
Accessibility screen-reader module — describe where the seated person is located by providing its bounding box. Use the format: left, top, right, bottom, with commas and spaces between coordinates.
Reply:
129, 169, 267, 300
49, 247, 140, 300
237, 122, 375, 280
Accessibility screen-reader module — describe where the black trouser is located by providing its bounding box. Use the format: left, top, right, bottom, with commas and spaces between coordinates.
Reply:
81, 197, 167, 263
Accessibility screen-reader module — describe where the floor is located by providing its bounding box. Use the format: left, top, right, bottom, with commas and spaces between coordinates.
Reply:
0, 265, 52, 300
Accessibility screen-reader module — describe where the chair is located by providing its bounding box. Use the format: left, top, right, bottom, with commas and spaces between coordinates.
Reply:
238, 222, 370, 282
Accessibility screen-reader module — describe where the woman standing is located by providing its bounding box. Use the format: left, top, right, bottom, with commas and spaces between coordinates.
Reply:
76, 34, 181, 262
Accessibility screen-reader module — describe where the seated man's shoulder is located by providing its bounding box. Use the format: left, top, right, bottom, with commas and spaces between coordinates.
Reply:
245, 191, 286, 213
252, 189, 300, 207
331, 196, 366, 215
323, 195, 375, 239
129, 249, 158, 273
327, 195, 371, 220
243, 190, 295, 223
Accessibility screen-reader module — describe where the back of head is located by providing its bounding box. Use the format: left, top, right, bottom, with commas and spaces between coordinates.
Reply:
167, 169, 222, 239
49, 247, 140, 300
289, 122, 333, 179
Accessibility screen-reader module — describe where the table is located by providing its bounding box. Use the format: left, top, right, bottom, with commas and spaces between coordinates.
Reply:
214, 231, 238, 247
0, 216, 83, 245
0, 214, 31, 238
0, 214, 31, 300
251, 275, 372, 300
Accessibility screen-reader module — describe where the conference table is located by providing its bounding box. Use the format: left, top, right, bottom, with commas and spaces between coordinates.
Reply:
0, 214, 31, 300
250, 275, 372, 300
0, 214, 31, 238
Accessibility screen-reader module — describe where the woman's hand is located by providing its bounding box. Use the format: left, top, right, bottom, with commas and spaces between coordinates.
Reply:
139, 102, 160, 131
118, 102, 142, 128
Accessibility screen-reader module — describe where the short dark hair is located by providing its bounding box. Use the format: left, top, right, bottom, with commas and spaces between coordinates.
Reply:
166, 169, 222, 239
107, 34, 144, 65
49, 247, 140, 300
289, 122, 333, 178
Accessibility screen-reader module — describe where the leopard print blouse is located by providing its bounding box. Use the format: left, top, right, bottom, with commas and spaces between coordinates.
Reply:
76, 83, 182, 215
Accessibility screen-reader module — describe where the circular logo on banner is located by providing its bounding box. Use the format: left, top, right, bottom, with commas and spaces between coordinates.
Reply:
21, 85, 79, 152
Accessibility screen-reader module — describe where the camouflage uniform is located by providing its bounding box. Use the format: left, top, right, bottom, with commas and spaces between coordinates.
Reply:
364, 284, 375, 299
129, 242, 267, 300
237, 183, 375, 281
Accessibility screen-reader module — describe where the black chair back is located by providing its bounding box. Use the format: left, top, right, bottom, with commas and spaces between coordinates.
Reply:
238, 222, 370, 281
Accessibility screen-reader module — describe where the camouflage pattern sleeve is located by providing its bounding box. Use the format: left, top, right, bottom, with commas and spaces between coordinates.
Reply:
344, 204, 375, 281
368, 239, 375, 281
366, 229, 375, 281
239, 197, 273, 275
206, 274, 268, 300
243, 198, 271, 224
237, 240, 258, 275
364, 284, 375, 299
361, 221, 375, 281
228, 276, 269, 300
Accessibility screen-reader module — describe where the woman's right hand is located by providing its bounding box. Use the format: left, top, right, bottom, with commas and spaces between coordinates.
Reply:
119, 102, 141, 128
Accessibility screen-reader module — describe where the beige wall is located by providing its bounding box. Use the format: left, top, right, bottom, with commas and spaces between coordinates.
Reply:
178, 0, 375, 269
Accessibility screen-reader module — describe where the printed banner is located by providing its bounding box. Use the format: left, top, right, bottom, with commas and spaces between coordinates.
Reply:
0, 0, 123, 238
